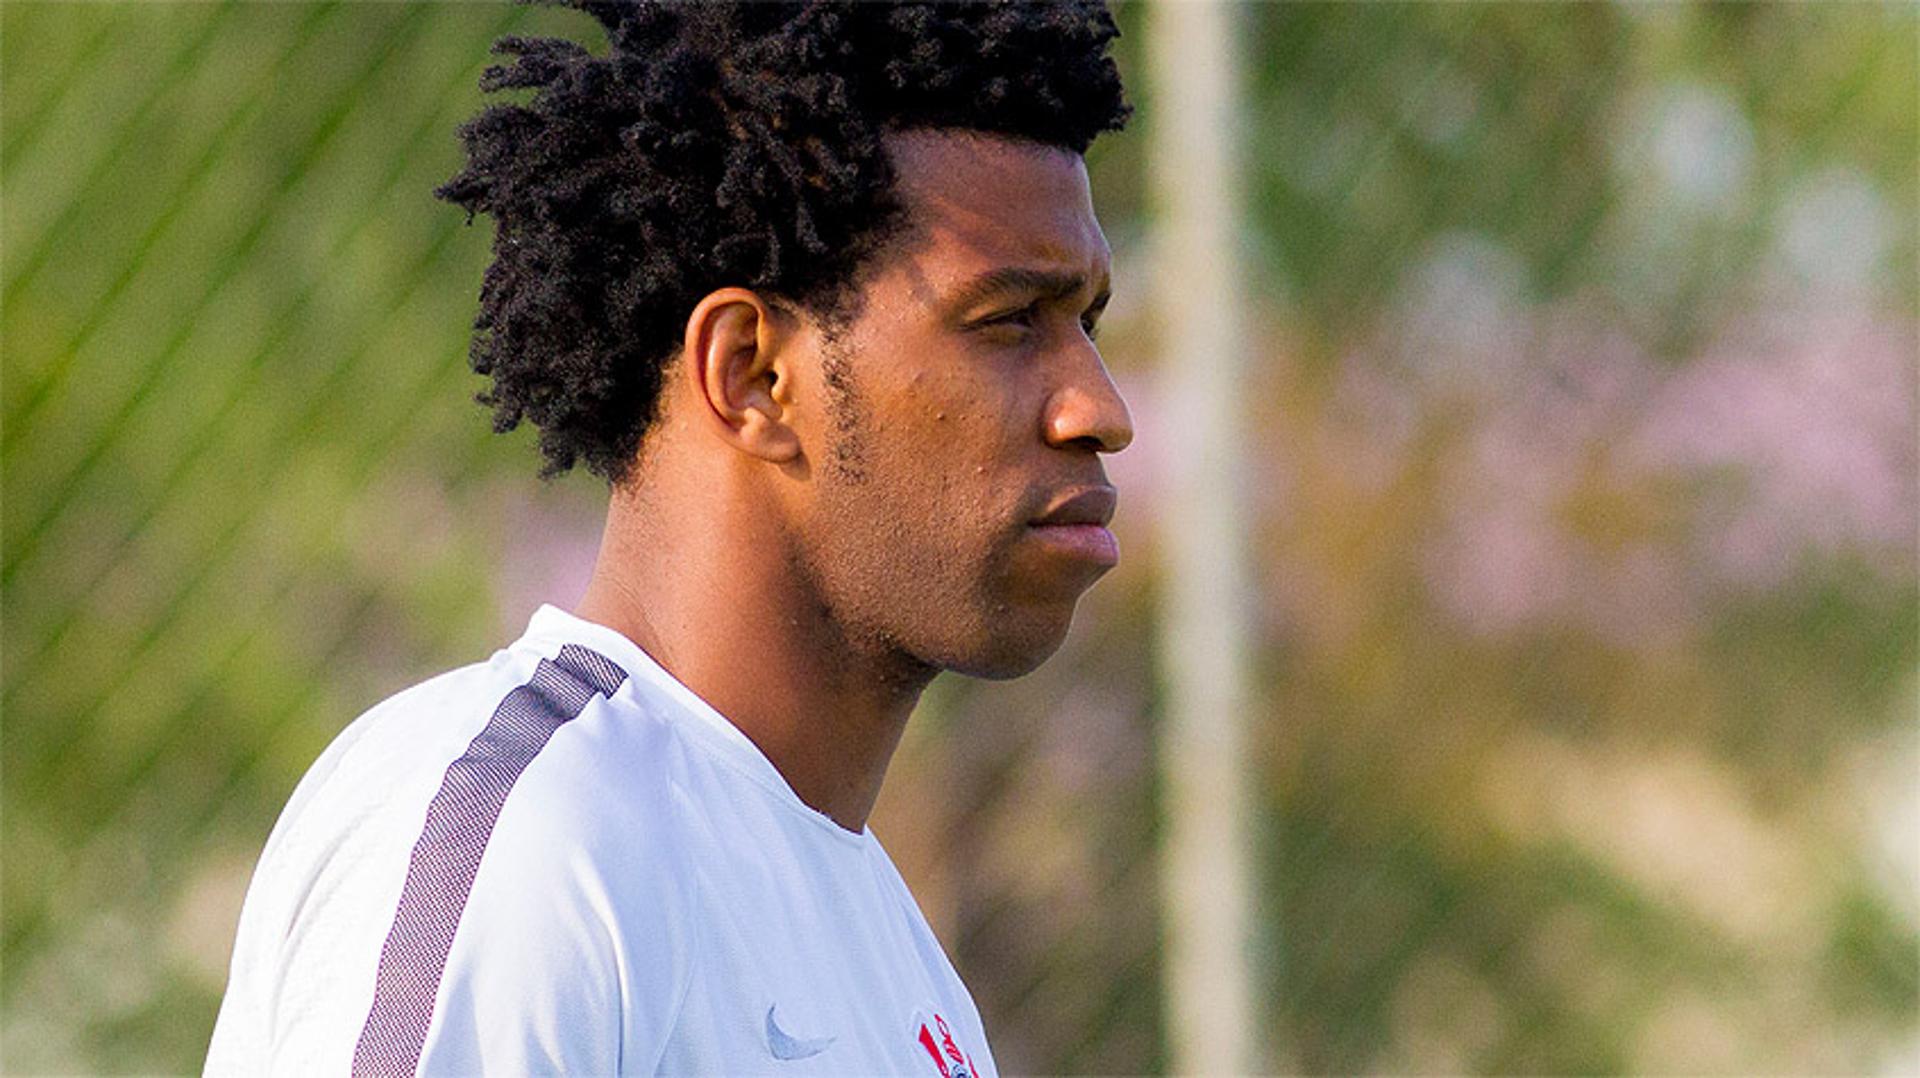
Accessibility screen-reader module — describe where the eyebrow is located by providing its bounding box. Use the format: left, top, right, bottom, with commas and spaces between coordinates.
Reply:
946, 265, 1111, 313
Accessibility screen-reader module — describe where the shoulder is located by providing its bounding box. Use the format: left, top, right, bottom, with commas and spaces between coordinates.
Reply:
217, 630, 712, 1074
212, 648, 562, 1073
277, 650, 541, 818
403, 659, 703, 1074
236, 650, 541, 930
274, 635, 698, 897
276, 639, 644, 834
475, 671, 696, 894
347, 643, 705, 1074
341, 634, 699, 912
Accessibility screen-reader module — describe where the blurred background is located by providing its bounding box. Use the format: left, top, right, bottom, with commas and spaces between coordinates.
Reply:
3, 2, 1914, 1073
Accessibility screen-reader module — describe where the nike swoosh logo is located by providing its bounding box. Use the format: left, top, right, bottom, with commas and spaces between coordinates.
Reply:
766, 1005, 836, 1062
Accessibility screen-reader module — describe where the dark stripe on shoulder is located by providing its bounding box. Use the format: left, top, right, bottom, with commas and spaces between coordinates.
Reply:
351, 643, 627, 1077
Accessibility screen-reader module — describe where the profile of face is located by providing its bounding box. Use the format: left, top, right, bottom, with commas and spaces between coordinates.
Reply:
787, 130, 1134, 679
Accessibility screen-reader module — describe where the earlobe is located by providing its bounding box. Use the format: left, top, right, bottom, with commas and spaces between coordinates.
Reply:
684, 289, 803, 464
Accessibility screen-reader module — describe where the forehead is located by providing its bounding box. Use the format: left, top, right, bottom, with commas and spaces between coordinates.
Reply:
883, 131, 1110, 287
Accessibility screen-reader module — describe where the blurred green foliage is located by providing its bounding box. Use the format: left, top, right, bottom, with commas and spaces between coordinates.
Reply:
4, 2, 1915, 1074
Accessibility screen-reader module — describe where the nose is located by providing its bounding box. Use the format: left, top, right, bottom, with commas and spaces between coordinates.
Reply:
1042, 343, 1134, 454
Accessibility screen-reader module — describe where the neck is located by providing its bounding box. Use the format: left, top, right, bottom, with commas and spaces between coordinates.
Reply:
575, 481, 933, 832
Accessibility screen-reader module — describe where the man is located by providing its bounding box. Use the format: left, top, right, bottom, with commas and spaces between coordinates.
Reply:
207, 1, 1132, 1073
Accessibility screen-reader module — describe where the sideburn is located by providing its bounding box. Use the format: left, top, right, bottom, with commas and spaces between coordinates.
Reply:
819, 338, 869, 484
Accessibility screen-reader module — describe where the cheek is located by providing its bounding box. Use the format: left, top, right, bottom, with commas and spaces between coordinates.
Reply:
900, 407, 1019, 545
899, 361, 1032, 465
829, 332, 1039, 570
822, 407, 1017, 618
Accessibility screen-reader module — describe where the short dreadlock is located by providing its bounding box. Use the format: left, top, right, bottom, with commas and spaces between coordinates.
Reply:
436, 0, 1131, 482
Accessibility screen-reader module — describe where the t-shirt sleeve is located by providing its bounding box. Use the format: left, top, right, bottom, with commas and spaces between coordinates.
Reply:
404, 745, 696, 1077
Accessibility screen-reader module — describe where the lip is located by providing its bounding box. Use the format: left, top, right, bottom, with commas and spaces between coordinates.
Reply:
1027, 521, 1120, 567
1032, 486, 1117, 528
1029, 486, 1120, 567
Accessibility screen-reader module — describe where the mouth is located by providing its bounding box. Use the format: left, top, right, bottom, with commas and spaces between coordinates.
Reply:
1027, 521, 1120, 566
1028, 486, 1120, 568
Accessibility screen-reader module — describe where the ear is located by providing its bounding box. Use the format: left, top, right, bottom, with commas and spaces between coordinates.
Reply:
681, 288, 801, 464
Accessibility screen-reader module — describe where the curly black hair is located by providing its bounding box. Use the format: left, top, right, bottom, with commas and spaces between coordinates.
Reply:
435, 0, 1131, 483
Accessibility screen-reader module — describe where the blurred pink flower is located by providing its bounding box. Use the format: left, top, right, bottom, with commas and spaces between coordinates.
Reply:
1419, 308, 1694, 647
1630, 310, 1917, 590
1353, 293, 1914, 648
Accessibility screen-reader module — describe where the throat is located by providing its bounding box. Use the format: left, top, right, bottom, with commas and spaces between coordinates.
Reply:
730, 647, 933, 833
576, 488, 934, 831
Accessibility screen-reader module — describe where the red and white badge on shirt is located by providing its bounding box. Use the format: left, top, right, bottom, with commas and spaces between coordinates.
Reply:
912, 1010, 979, 1078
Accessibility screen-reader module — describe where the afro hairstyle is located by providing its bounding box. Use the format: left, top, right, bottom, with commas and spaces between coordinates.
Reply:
434, 0, 1131, 483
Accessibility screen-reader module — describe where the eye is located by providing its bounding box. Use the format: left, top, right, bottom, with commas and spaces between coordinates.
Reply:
983, 303, 1039, 329
1081, 296, 1110, 342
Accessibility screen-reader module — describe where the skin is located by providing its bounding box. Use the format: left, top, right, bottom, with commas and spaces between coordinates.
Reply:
577, 130, 1133, 832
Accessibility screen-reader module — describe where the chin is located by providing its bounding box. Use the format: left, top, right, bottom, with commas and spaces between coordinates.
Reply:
941, 614, 1076, 681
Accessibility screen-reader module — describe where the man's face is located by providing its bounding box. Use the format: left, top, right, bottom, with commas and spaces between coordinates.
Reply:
786, 130, 1133, 679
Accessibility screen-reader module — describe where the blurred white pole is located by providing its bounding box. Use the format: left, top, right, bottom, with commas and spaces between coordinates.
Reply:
1148, 0, 1261, 1075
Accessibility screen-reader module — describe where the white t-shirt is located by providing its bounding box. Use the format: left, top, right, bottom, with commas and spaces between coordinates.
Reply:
206, 605, 996, 1077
